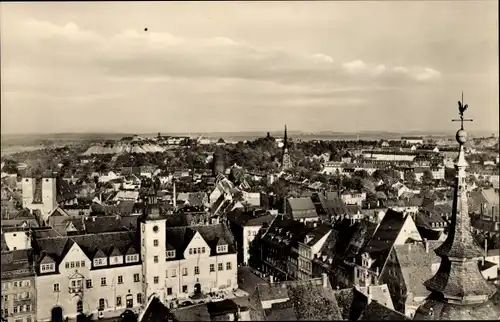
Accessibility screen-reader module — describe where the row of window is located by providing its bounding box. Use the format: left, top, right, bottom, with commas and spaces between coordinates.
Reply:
54, 274, 141, 292
91, 294, 143, 311
14, 317, 32, 322
1, 280, 31, 290
165, 262, 233, 279
2, 292, 31, 302
65, 261, 85, 269
1, 304, 31, 316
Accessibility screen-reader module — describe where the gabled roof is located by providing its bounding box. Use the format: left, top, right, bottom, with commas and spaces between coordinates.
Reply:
254, 279, 367, 321
164, 223, 236, 259
109, 247, 122, 257
393, 242, 441, 299
93, 249, 107, 259
358, 301, 410, 321
364, 209, 407, 254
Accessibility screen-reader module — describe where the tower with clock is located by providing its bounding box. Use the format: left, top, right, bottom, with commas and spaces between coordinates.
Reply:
139, 192, 168, 303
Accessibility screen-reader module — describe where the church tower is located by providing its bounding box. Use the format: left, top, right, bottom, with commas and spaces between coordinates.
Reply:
281, 125, 292, 171
414, 94, 499, 320
139, 191, 167, 304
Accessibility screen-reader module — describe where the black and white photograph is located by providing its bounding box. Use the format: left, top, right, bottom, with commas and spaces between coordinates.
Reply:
1, 1, 499, 321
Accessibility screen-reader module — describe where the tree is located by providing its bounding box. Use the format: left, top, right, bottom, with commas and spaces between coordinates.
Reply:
421, 170, 434, 186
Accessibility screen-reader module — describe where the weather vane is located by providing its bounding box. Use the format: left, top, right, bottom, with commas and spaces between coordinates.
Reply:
452, 91, 473, 130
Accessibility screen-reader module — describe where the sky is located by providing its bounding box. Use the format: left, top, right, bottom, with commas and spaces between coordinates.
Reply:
1, 1, 498, 135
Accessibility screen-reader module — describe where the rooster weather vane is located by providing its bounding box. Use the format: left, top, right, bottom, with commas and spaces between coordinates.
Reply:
452, 91, 473, 129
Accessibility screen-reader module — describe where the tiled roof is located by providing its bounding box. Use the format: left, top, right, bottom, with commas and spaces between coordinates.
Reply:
358, 301, 410, 321
393, 242, 440, 298
139, 296, 175, 322
32, 231, 138, 269
227, 208, 275, 227
255, 278, 344, 320
84, 215, 137, 234
164, 223, 236, 259
364, 209, 406, 254
1, 249, 34, 279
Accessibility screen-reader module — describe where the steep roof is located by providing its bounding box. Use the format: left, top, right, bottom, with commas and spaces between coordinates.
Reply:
254, 278, 343, 320
393, 242, 441, 299
364, 210, 406, 254
164, 223, 236, 259
358, 301, 410, 321
227, 208, 275, 227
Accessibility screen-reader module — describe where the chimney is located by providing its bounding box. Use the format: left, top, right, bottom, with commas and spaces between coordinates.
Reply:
424, 238, 429, 253
367, 286, 372, 305
321, 273, 328, 288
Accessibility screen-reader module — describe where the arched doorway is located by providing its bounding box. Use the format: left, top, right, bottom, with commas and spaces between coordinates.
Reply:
77, 300, 83, 313
51, 306, 63, 322
194, 283, 201, 294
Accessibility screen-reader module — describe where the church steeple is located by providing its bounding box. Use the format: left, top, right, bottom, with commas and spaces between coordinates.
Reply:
281, 125, 292, 171
283, 125, 289, 151
414, 94, 498, 320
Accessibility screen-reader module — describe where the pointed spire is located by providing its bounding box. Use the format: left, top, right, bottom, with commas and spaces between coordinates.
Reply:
422, 93, 495, 305
283, 124, 288, 150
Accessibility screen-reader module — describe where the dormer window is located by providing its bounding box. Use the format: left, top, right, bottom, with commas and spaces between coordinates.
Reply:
40, 263, 55, 273
125, 254, 139, 263
94, 258, 107, 267
110, 256, 123, 265
165, 250, 176, 259
216, 245, 228, 254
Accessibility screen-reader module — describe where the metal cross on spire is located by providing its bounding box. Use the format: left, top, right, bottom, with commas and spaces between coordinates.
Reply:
452, 91, 473, 129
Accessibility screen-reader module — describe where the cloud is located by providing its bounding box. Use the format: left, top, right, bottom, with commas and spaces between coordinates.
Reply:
4, 19, 442, 88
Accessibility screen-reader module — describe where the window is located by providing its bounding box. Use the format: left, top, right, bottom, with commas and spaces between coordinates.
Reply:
193, 248, 197, 255
171, 268, 177, 277
14, 281, 18, 287
98, 298, 105, 310
167, 287, 172, 295
133, 274, 140, 282
226, 262, 232, 270
24, 280, 30, 287
182, 268, 188, 276
153, 277, 159, 284
65, 262, 70, 269
126, 255, 139, 263
154, 256, 159, 263
71, 262, 75, 268
194, 266, 200, 275
53, 283, 60, 292
81, 261, 85, 267
13, 307, 18, 314
126, 298, 133, 308
94, 258, 106, 267
41, 263, 55, 273
118, 276, 123, 284
201, 247, 206, 254
217, 245, 228, 253
210, 264, 215, 272
218, 263, 223, 271
166, 250, 176, 258
101, 277, 107, 286
86, 279, 92, 288
153, 239, 159, 247
26, 304, 31, 312
197, 247, 201, 254
116, 296, 122, 307
189, 248, 193, 255
182, 285, 188, 293
137, 294, 142, 304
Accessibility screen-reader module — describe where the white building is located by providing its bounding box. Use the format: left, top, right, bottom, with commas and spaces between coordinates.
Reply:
31, 200, 238, 321
22, 177, 57, 220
